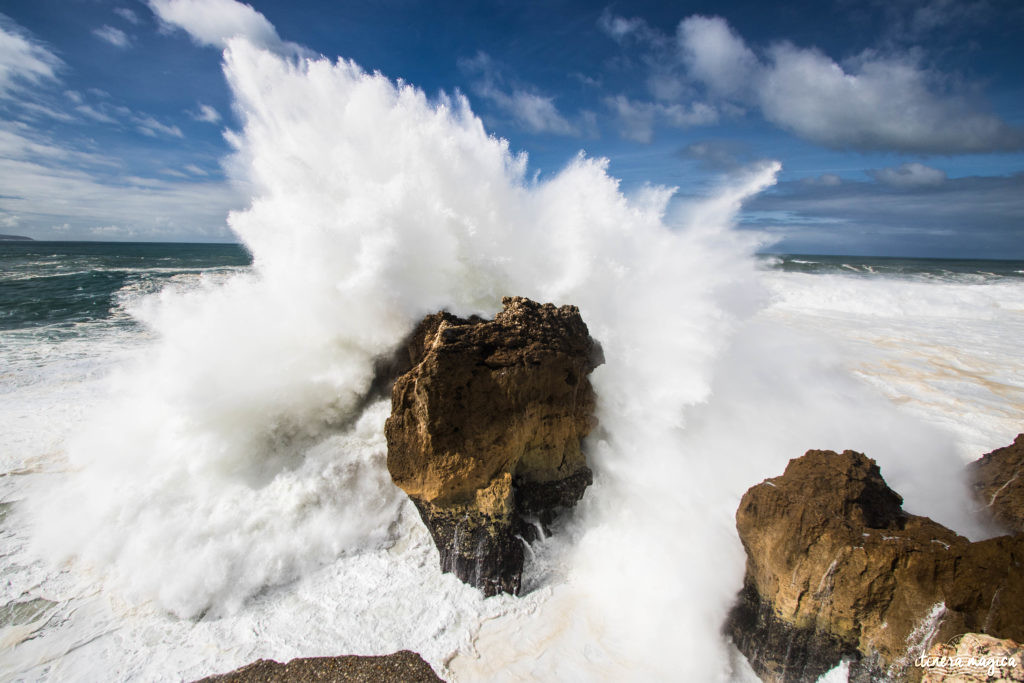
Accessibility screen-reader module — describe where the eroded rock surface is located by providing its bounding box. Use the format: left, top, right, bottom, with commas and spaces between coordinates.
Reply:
385, 296, 600, 596
969, 433, 1024, 534
726, 449, 1024, 682
195, 651, 444, 682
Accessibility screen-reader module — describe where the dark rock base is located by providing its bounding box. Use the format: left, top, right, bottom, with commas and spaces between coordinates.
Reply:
413, 466, 592, 597
726, 580, 871, 683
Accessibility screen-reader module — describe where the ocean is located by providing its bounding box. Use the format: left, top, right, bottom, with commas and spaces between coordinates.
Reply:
2, 238, 1021, 681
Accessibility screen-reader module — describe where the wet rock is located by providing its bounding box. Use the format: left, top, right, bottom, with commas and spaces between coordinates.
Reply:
969, 433, 1024, 534
919, 633, 1024, 682
385, 296, 600, 596
726, 449, 1024, 682
194, 650, 445, 682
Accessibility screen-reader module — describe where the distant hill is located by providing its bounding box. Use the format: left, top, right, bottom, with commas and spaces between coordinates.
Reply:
0, 234, 33, 241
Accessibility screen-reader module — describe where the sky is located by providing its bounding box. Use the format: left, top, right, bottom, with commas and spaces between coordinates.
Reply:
1, 0, 1023, 257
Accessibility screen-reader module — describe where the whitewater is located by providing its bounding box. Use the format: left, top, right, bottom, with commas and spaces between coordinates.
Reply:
1, 36, 1023, 682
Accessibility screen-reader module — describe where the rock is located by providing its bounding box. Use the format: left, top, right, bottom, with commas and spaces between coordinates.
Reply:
726, 449, 1024, 683
919, 633, 1023, 682
194, 650, 445, 682
968, 433, 1024, 534
385, 296, 600, 596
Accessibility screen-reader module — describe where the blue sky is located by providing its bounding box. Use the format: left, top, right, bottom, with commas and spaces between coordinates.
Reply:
1, 0, 1023, 257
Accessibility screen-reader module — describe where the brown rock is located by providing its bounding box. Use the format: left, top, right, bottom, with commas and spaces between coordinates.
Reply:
385, 296, 600, 596
194, 650, 445, 682
969, 433, 1024, 534
726, 449, 1024, 683
919, 633, 1024, 682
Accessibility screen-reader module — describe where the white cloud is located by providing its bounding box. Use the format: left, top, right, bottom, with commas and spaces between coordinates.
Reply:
94, 25, 132, 48
598, 11, 653, 44
184, 163, 208, 176
190, 103, 222, 123
677, 16, 758, 100
674, 15, 1023, 153
869, 162, 947, 187
606, 95, 717, 143
0, 16, 61, 97
0, 121, 242, 241
76, 103, 119, 124
19, 101, 75, 122
483, 87, 578, 135
114, 7, 142, 25
134, 114, 184, 138
461, 51, 582, 136
603, 11, 1023, 153
757, 44, 1020, 153
147, 0, 299, 54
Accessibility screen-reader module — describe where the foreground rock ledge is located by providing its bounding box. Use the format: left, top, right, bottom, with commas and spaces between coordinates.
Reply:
726, 449, 1024, 683
195, 651, 444, 682
385, 296, 601, 596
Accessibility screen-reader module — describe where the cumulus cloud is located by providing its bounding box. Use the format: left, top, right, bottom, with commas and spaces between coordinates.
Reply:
94, 25, 131, 48
869, 162, 947, 187
601, 11, 1023, 153
677, 16, 757, 100
147, 0, 302, 55
756, 44, 1020, 153
0, 15, 62, 97
680, 16, 1022, 153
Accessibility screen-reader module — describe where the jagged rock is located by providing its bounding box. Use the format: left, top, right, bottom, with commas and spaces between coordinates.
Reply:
969, 433, 1024, 534
726, 449, 1024, 683
919, 633, 1024, 682
385, 296, 600, 596
194, 650, 444, 682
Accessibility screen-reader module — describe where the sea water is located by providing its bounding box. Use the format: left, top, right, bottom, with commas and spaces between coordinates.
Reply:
2, 38, 1023, 683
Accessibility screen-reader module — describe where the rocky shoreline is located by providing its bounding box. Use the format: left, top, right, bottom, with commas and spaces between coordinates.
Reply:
195, 297, 1022, 682
726, 439, 1024, 682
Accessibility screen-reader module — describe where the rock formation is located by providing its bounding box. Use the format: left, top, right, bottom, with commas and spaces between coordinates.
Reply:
919, 633, 1023, 682
194, 651, 444, 682
969, 433, 1024, 534
726, 449, 1024, 683
385, 296, 600, 596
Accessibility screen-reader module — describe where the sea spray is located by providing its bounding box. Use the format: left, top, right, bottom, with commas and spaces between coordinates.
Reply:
19, 31, 1008, 682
